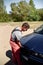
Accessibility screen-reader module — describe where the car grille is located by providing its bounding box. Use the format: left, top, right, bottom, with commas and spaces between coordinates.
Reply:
21, 47, 43, 59
30, 50, 43, 59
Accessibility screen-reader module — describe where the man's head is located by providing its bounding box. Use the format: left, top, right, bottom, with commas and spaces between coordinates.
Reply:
21, 22, 30, 31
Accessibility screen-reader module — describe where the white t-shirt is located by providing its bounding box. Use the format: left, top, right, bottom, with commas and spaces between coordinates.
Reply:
11, 27, 22, 41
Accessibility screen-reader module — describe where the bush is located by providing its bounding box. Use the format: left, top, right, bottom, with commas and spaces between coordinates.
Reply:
0, 13, 12, 22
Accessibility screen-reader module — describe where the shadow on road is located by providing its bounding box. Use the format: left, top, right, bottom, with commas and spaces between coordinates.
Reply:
4, 50, 16, 65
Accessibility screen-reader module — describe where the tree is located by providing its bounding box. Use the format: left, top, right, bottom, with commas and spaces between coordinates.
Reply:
0, 0, 12, 22
10, 0, 40, 21
11, 3, 17, 13
18, 0, 30, 21
29, 0, 35, 9
0, 0, 6, 14
37, 9, 43, 21
28, 0, 40, 21
10, 1, 30, 21
10, 3, 20, 21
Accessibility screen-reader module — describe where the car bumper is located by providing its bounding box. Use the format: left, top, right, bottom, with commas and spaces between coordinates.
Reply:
21, 55, 43, 64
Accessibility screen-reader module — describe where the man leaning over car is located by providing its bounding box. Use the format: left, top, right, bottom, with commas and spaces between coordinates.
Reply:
10, 22, 30, 65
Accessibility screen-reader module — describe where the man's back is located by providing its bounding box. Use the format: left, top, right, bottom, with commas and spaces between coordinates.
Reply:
11, 27, 22, 41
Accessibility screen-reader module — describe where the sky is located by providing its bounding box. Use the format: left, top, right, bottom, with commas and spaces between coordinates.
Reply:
4, 0, 43, 13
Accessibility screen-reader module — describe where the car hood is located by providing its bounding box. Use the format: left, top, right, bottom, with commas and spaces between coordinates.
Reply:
20, 33, 43, 54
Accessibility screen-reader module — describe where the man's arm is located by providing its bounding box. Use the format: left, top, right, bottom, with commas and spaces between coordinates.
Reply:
17, 41, 22, 47
15, 31, 22, 47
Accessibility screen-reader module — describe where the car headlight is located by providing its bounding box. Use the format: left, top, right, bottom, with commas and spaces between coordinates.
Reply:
34, 53, 38, 56
34, 53, 43, 58
32, 51, 38, 56
32, 51, 43, 58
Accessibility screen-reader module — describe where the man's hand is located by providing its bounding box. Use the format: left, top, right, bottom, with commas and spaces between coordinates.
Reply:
17, 41, 22, 47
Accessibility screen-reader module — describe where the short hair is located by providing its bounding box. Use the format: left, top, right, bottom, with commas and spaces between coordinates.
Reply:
22, 22, 30, 29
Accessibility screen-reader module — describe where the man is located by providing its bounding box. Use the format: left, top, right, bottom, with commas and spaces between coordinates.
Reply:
10, 23, 30, 65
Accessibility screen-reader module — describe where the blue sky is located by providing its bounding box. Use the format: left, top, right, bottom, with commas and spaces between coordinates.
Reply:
4, 0, 43, 13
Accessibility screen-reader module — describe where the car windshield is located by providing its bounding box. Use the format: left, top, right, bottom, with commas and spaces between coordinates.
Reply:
34, 24, 43, 34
